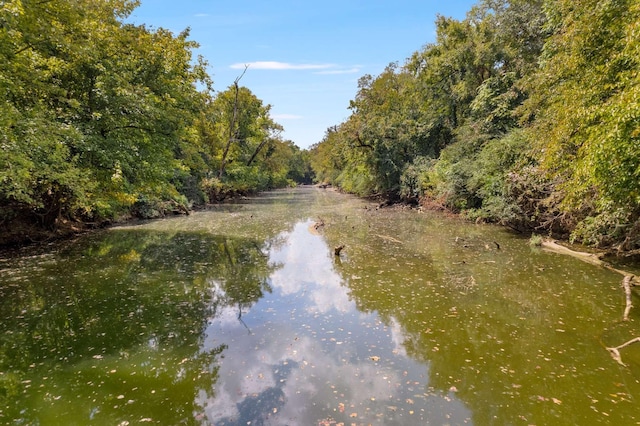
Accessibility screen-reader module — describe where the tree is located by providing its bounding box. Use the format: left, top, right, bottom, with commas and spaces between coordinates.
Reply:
525, 0, 640, 247
209, 84, 282, 187
0, 0, 142, 227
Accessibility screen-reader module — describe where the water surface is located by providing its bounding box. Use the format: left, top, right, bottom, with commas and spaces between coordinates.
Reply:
1, 187, 639, 425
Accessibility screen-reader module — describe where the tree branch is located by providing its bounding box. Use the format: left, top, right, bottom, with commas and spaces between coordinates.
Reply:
354, 131, 374, 149
606, 337, 640, 366
219, 65, 249, 178
246, 139, 269, 167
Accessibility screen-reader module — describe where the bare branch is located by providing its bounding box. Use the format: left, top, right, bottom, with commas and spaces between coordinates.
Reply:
219, 65, 249, 178
234, 64, 249, 84
607, 337, 640, 366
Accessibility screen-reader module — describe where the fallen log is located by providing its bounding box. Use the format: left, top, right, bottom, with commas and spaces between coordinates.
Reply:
541, 239, 640, 280
541, 239, 607, 267
541, 240, 640, 365
606, 337, 640, 366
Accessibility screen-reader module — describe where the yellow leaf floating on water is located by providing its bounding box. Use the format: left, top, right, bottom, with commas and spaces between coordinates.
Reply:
551, 398, 562, 405
369, 356, 380, 362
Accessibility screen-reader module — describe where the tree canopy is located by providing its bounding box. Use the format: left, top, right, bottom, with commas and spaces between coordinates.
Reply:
4, 0, 639, 250
309, 0, 640, 251
0, 0, 309, 245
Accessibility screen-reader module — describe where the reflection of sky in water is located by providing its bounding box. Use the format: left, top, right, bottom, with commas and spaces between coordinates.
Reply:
269, 221, 352, 313
199, 219, 471, 425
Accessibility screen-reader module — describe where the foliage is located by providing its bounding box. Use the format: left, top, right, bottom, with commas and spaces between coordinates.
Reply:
0, 0, 311, 244
466, 129, 532, 222
529, 234, 543, 247
399, 156, 435, 201
310, 0, 547, 198
309, 0, 640, 249
524, 0, 640, 248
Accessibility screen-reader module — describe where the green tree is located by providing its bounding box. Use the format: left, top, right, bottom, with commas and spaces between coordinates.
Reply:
0, 0, 210, 228
0, 0, 140, 227
525, 0, 640, 247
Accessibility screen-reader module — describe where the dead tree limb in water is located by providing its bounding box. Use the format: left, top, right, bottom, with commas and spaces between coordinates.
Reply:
606, 337, 640, 366
541, 239, 606, 267
541, 240, 640, 364
542, 239, 640, 279
308, 218, 325, 235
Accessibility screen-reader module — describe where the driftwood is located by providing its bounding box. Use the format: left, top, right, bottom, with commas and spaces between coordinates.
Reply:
541, 239, 607, 267
541, 239, 639, 279
309, 218, 325, 235
608, 274, 639, 365
606, 337, 640, 366
542, 239, 639, 365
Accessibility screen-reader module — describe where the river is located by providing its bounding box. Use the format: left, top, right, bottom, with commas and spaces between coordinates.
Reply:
1, 187, 639, 425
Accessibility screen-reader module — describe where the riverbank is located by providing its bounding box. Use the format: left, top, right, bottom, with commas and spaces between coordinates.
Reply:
0, 187, 264, 250
3, 185, 640, 269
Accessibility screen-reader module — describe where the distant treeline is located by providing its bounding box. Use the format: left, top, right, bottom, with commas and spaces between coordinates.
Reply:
0, 0, 312, 245
308, 0, 640, 251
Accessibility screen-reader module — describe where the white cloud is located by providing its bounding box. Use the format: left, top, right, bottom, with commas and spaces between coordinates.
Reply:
230, 61, 333, 71
272, 114, 303, 120
314, 67, 361, 75
194, 13, 210, 17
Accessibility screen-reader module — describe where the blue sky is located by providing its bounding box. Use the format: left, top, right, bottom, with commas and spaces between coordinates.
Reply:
129, 1, 477, 149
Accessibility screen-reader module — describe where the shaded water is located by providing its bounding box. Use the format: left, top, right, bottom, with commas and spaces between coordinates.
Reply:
1, 187, 639, 425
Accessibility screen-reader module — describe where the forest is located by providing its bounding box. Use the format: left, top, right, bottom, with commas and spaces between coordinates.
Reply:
309, 0, 640, 253
2, 0, 639, 252
0, 0, 312, 245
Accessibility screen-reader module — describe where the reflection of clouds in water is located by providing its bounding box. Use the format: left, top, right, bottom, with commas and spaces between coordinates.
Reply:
199, 317, 402, 425
197, 218, 471, 424
269, 220, 352, 313
389, 317, 408, 357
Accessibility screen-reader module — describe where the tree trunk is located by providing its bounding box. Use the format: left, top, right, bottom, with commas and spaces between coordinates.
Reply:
218, 66, 248, 178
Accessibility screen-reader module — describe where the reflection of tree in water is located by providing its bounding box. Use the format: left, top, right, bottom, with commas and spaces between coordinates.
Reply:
0, 229, 276, 424
211, 237, 274, 325
332, 234, 640, 425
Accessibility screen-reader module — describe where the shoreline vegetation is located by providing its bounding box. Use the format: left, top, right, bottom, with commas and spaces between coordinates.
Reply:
308, 0, 640, 256
2, 1, 639, 258
1, 1, 313, 250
